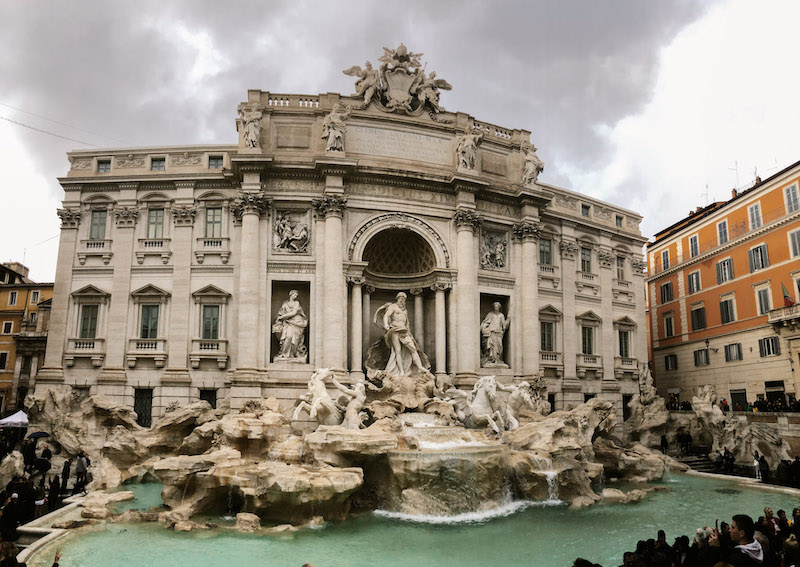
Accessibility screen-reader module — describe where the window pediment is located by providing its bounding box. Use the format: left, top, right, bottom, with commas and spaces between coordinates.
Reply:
613, 315, 636, 329
71, 285, 111, 303
131, 284, 171, 301
539, 305, 563, 320
192, 284, 231, 304
576, 310, 602, 323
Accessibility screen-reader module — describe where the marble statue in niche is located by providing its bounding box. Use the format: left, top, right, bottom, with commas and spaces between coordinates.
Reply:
273, 211, 310, 253
272, 290, 308, 362
480, 302, 510, 367
480, 230, 507, 270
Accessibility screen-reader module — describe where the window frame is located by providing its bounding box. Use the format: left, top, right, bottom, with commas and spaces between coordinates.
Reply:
616, 256, 626, 281
788, 229, 800, 258
146, 208, 165, 239
660, 282, 673, 304
208, 155, 224, 169
1, 322, 12, 334
693, 348, 710, 366
97, 159, 111, 173
89, 209, 107, 241
664, 353, 678, 371
30, 290, 40, 304
139, 304, 160, 339
748, 243, 769, 272
724, 343, 743, 362
618, 329, 631, 358
689, 234, 699, 258
201, 304, 220, 340
8, 291, 17, 306
150, 156, 166, 171
687, 271, 701, 294
758, 336, 780, 357
785, 182, 799, 214
756, 287, 772, 316
615, 215, 623, 228
581, 204, 591, 217
539, 238, 553, 266
580, 247, 592, 273
581, 325, 594, 355
205, 206, 223, 238
79, 304, 99, 339
690, 305, 706, 331
663, 313, 674, 338
661, 250, 670, 270
716, 258, 734, 284
719, 296, 736, 324
717, 220, 729, 245
748, 202, 762, 230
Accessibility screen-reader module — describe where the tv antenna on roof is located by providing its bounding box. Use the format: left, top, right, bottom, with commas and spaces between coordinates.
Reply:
728, 160, 739, 189
700, 184, 710, 206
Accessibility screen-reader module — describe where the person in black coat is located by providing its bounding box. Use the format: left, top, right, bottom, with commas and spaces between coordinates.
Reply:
60, 459, 71, 494
0, 494, 20, 542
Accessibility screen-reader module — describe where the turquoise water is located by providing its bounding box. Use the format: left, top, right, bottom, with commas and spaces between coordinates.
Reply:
110, 483, 165, 513
30, 473, 800, 567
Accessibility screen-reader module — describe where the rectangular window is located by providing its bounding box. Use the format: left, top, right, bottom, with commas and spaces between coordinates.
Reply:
689, 235, 699, 257
208, 156, 224, 169
724, 343, 743, 362
8, 291, 17, 306
749, 203, 762, 230
31, 290, 39, 304
664, 354, 678, 370
748, 244, 769, 272
79, 304, 98, 339
97, 160, 111, 173
757, 288, 771, 315
89, 210, 107, 240
147, 209, 164, 239
718, 220, 729, 245
581, 204, 591, 217
661, 250, 670, 270
29, 312, 36, 324
664, 314, 674, 338
618, 330, 630, 358
758, 336, 780, 357
791, 230, 800, 257
202, 305, 220, 340
720, 298, 735, 324
786, 183, 800, 214
151, 157, 166, 171
691, 306, 706, 331
539, 238, 552, 265
205, 207, 223, 238
580, 247, 592, 273
715, 258, 734, 283
688, 271, 701, 294
540, 321, 554, 352
134, 388, 153, 428
615, 215, 623, 228
140, 305, 159, 339
660, 282, 673, 304
1, 322, 12, 334
693, 349, 710, 366
0, 352, 6, 369
616, 257, 625, 281
581, 326, 594, 355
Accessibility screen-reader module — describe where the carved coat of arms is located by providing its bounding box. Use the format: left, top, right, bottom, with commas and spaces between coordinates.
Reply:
343, 43, 452, 116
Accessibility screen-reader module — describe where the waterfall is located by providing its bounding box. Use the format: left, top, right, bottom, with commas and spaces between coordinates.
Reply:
544, 471, 559, 502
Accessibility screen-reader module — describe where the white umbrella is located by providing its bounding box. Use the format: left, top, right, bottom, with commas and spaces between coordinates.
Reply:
0, 410, 29, 428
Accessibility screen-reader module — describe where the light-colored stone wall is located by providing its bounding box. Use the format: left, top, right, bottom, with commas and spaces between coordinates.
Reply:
37, 88, 647, 429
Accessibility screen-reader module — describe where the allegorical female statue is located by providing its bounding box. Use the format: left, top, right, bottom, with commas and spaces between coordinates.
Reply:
272, 290, 308, 361
480, 302, 510, 366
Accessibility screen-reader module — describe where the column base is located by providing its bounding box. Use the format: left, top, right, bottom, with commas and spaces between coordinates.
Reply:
97, 368, 128, 385
161, 368, 191, 385
230, 368, 268, 410
34, 367, 65, 384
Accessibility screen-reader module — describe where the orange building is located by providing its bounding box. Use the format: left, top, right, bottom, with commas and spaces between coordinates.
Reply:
0, 263, 53, 412
646, 160, 800, 408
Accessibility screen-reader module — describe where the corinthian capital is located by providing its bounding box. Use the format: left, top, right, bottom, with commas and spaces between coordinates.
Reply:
233, 191, 270, 220
57, 208, 82, 229
512, 220, 542, 241
171, 206, 197, 226
313, 195, 347, 218
452, 209, 482, 233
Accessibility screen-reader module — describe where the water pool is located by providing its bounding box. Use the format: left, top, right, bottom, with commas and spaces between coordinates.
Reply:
28, 473, 800, 567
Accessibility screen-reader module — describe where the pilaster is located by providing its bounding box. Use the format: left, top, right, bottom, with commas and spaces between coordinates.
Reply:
453, 209, 481, 379
514, 220, 542, 378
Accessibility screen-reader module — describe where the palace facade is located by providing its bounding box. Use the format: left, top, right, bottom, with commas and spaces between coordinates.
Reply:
646, 160, 800, 407
37, 47, 647, 426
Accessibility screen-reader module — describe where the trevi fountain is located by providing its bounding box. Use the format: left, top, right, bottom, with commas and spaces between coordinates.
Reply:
9, 45, 796, 566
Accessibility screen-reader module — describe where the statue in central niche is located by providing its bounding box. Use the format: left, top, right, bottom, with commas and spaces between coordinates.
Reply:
364, 291, 436, 413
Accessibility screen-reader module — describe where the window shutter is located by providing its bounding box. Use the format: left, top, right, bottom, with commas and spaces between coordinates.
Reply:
762, 245, 769, 268
748, 249, 755, 272
775, 339, 781, 355
728, 259, 734, 279
716, 263, 723, 284
759, 339, 765, 357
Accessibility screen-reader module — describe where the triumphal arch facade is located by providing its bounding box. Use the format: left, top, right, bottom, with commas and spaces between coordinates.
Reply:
38, 45, 647, 426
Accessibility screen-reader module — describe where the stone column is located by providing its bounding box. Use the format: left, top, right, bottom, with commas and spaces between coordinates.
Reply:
514, 220, 542, 378
163, 184, 197, 383
432, 283, 449, 379
363, 285, 373, 357
453, 210, 481, 379
559, 233, 582, 407
38, 208, 82, 382
349, 277, 364, 378
314, 195, 347, 370
233, 191, 269, 374
411, 288, 424, 346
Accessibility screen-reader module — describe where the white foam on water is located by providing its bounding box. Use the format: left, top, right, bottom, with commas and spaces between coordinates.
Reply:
373, 499, 561, 525
416, 439, 488, 450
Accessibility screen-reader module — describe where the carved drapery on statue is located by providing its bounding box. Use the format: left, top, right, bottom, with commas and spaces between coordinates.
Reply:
480, 303, 510, 367
273, 211, 309, 253
521, 142, 544, 185
343, 43, 452, 116
322, 104, 351, 152
456, 130, 483, 171
239, 106, 263, 149
272, 290, 308, 362
480, 229, 508, 270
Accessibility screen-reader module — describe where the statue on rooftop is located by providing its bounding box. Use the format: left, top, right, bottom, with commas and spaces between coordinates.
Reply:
240, 108, 262, 149
456, 130, 483, 170
521, 142, 544, 185
342, 61, 382, 107
413, 70, 452, 113
322, 103, 351, 152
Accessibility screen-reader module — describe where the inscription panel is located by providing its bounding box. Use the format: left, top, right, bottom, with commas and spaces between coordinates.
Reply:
346, 126, 452, 166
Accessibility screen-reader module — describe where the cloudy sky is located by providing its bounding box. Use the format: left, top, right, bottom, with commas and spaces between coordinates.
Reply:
2, 0, 800, 282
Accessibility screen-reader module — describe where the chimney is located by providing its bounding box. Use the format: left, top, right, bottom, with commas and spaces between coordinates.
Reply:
695, 206, 702, 213
2, 262, 29, 279
731, 188, 738, 198
755, 176, 762, 184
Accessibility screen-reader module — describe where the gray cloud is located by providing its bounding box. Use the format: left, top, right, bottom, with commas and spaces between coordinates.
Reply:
1, 1, 710, 211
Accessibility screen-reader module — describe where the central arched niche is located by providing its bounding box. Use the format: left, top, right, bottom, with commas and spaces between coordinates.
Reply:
362, 227, 436, 276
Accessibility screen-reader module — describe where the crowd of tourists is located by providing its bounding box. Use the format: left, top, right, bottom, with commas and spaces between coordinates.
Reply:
572, 508, 800, 567
666, 397, 800, 414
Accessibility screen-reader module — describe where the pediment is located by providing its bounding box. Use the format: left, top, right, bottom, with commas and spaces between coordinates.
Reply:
71, 285, 110, 298
614, 316, 637, 327
192, 284, 231, 303
539, 305, 563, 317
131, 284, 171, 298
576, 310, 602, 323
